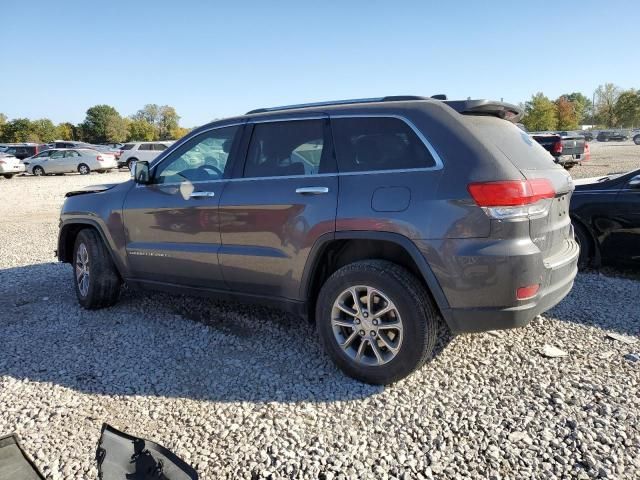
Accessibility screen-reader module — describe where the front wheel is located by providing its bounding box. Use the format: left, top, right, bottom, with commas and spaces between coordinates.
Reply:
634, 136, 640, 145
316, 260, 442, 385
127, 158, 138, 171
78, 163, 90, 175
3, 174, 13, 179
32, 166, 45, 176
73, 229, 122, 309
574, 222, 592, 268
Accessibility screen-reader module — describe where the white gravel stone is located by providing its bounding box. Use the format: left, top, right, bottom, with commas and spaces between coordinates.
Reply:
1, 153, 639, 479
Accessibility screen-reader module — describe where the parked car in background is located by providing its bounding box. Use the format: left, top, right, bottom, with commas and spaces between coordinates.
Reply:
3, 143, 47, 160
578, 131, 594, 142
0, 153, 25, 179
47, 140, 94, 149
25, 148, 117, 176
530, 133, 583, 169
571, 169, 640, 267
57, 95, 579, 384
597, 131, 629, 142
91, 144, 124, 160
118, 141, 174, 169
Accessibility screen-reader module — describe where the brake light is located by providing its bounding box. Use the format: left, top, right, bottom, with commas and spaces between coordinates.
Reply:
468, 179, 555, 220
552, 140, 563, 154
517, 284, 540, 300
96, 155, 104, 161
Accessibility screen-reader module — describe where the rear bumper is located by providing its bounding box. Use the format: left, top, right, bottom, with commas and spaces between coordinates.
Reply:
418, 237, 579, 334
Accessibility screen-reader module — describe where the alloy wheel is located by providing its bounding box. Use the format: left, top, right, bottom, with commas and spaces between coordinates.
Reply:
75, 243, 90, 297
331, 285, 403, 366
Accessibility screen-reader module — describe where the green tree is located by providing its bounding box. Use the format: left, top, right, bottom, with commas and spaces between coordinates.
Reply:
1, 118, 34, 142
158, 106, 180, 140
594, 83, 621, 127
81, 105, 127, 143
0, 113, 6, 140
562, 92, 593, 125
132, 104, 161, 125
127, 118, 156, 141
614, 89, 640, 128
522, 93, 557, 131
55, 122, 76, 140
555, 97, 579, 130
30, 119, 57, 142
169, 126, 190, 139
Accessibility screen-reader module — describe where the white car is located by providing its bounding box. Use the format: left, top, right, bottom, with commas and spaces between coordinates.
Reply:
0, 153, 26, 179
118, 141, 174, 170
24, 148, 118, 176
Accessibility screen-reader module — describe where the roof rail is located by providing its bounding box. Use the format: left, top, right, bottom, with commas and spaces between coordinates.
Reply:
245, 95, 429, 115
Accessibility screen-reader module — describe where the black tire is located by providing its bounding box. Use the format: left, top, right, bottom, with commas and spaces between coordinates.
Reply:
127, 158, 138, 171
634, 135, 640, 145
78, 163, 90, 175
573, 222, 592, 268
3, 174, 13, 179
33, 166, 45, 176
73, 229, 121, 309
316, 260, 441, 385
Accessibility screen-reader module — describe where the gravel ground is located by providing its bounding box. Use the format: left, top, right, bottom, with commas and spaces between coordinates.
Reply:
1, 146, 639, 480
571, 140, 640, 179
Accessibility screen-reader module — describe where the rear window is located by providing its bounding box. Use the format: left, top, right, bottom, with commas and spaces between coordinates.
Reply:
332, 117, 436, 173
122, 144, 135, 150
465, 116, 556, 170
139, 144, 153, 151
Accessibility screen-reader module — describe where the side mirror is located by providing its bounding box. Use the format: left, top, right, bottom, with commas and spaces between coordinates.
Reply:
629, 174, 640, 188
133, 160, 151, 184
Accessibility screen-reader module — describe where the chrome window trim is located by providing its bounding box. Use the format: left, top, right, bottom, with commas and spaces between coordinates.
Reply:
248, 115, 327, 124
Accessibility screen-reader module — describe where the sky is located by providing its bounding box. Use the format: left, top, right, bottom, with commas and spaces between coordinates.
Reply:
1, 0, 638, 128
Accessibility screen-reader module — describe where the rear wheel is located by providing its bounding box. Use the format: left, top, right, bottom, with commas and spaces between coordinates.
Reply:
127, 158, 138, 171
574, 222, 592, 268
33, 166, 45, 176
73, 229, 121, 309
634, 135, 640, 145
3, 174, 13, 179
316, 260, 441, 384
78, 163, 90, 175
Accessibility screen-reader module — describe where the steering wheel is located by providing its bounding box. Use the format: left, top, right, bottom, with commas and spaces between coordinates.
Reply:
196, 164, 223, 178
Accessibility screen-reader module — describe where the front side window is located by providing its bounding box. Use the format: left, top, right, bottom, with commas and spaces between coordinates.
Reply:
50, 151, 64, 160
65, 150, 80, 157
244, 120, 327, 178
154, 126, 239, 184
332, 117, 436, 173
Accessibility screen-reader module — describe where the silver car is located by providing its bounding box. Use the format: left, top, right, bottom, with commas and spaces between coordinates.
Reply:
25, 148, 118, 176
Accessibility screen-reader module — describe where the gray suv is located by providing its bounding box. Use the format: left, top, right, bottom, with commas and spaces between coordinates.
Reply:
57, 96, 579, 384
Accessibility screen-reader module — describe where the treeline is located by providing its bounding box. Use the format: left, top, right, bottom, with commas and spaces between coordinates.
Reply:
0, 104, 191, 144
521, 83, 640, 131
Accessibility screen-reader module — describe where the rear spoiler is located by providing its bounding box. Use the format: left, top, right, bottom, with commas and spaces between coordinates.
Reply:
442, 99, 523, 123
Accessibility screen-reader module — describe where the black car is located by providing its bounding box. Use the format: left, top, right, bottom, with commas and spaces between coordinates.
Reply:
571, 169, 640, 266
596, 131, 629, 142
580, 131, 594, 142
3, 144, 47, 160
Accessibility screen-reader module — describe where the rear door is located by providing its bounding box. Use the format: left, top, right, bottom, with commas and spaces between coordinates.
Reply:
137, 143, 154, 161
218, 117, 338, 300
122, 125, 242, 288
47, 150, 66, 173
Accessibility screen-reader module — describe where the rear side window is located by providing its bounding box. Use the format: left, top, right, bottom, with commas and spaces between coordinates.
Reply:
332, 117, 436, 173
244, 120, 329, 178
466, 116, 556, 170
122, 144, 135, 150
138, 144, 153, 151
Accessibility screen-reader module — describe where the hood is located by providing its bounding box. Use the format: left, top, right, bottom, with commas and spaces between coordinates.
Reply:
65, 183, 119, 197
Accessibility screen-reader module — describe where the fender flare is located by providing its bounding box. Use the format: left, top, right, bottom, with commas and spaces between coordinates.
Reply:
300, 230, 450, 313
570, 215, 601, 266
58, 219, 126, 276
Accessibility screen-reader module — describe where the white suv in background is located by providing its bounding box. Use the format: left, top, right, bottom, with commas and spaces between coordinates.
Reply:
118, 142, 174, 170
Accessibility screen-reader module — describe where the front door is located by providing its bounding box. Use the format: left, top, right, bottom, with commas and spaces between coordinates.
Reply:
122, 125, 242, 289
218, 118, 338, 300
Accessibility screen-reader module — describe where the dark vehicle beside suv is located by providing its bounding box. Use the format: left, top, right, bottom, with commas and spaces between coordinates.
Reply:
531, 133, 584, 169
597, 131, 628, 142
57, 96, 579, 384
571, 169, 640, 267
3, 143, 47, 160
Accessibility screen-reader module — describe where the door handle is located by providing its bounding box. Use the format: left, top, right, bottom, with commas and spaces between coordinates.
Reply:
295, 187, 329, 195
189, 191, 216, 199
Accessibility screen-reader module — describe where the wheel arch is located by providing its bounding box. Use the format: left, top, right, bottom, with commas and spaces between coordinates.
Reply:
571, 215, 601, 266
58, 220, 125, 278
301, 231, 450, 324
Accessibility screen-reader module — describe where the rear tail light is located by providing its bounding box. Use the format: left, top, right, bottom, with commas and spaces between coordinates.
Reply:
552, 140, 563, 154
96, 155, 104, 161
468, 179, 556, 220
517, 284, 540, 300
